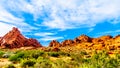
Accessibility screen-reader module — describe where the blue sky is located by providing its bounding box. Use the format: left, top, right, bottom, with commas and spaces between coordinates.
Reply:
0, 0, 120, 46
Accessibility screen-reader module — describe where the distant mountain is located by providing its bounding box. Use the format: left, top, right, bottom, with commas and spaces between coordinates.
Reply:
0, 27, 42, 48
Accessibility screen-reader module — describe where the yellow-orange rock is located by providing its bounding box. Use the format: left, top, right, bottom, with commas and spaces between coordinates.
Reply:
61, 40, 74, 46
74, 35, 92, 43
99, 35, 112, 41
49, 40, 61, 47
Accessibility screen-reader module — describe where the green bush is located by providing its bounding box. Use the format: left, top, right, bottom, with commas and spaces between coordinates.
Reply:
9, 52, 24, 61
34, 56, 53, 68
48, 52, 60, 57
21, 59, 36, 67
0, 50, 5, 58
31, 51, 44, 59
5, 64, 16, 68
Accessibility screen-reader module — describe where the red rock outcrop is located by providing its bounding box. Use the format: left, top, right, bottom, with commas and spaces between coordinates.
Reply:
49, 40, 61, 47
0, 37, 2, 40
92, 35, 112, 44
61, 39, 74, 46
114, 35, 120, 43
47, 34, 120, 51
24, 38, 42, 47
0, 27, 42, 48
74, 34, 92, 43
99, 35, 113, 41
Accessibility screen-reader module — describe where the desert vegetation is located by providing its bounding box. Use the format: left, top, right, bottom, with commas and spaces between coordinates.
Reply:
0, 48, 120, 68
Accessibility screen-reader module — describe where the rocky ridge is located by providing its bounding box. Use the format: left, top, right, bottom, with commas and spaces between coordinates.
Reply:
49, 34, 120, 51
0, 27, 120, 51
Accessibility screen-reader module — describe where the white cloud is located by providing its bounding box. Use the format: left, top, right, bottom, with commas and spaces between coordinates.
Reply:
0, 0, 120, 43
95, 29, 120, 37
0, 3, 37, 34
1, 0, 120, 30
39, 36, 64, 41
88, 28, 94, 33
34, 32, 56, 36
0, 22, 15, 36
33, 0, 120, 30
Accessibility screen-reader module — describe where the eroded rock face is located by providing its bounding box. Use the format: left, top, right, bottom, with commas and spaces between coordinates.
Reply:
24, 38, 42, 47
0, 27, 42, 48
114, 35, 120, 43
114, 35, 120, 39
0, 37, 2, 39
61, 40, 74, 46
49, 40, 61, 47
99, 35, 113, 41
74, 35, 92, 43
92, 35, 112, 44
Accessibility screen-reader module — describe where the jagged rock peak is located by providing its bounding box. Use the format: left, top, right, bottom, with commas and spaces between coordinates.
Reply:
49, 40, 61, 47
0, 27, 42, 48
12, 27, 20, 32
74, 34, 92, 43
61, 39, 74, 46
114, 35, 120, 39
99, 35, 113, 40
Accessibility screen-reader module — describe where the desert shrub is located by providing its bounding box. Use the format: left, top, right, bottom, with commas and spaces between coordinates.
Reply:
79, 50, 120, 68
104, 58, 119, 68
58, 51, 71, 56
21, 59, 36, 67
70, 53, 83, 63
9, 54, 20, 61
5, 64, 16, 68
31, 51, 44, 59
80, 51, 88, 55
2, 54, 10, 58
35, 57, 52, 68
0, 50, 5, 58
48, 52, 60, 57
53, 59, 79, 68
9, 52, 25, 61
2, 51, 15, 58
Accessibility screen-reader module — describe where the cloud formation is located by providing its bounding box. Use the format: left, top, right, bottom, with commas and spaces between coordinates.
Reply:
0, 0, 120, 42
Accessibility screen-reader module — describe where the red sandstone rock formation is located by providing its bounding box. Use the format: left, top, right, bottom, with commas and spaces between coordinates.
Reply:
100, 35, 112, 40
49, 40, 61, 47
0, 27, 42, 48
24, 38, 42, 47
74, 34, 92, 43
61, 39, 74, 46
47, 34, 120, 51
92, 35, 112, 44
0, 37, 2, 40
